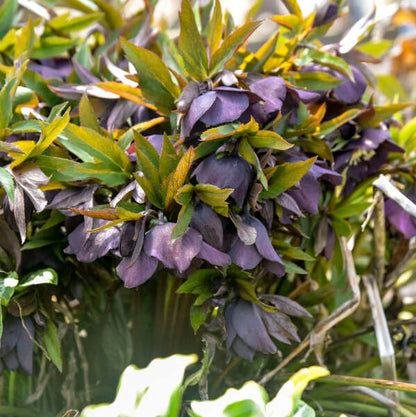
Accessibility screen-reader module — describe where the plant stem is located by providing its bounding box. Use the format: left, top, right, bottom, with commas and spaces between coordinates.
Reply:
316, 400, 388, 416
318, 375, 416, 393
8, 372, 15, 407
0, 406, 42, 417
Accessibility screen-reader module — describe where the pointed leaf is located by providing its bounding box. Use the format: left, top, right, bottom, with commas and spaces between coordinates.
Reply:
208, 0, 223, 54
172, 204, 194, 240
41, 320, 63, 372
80, 94, 101, 132
249, 131, 293, 150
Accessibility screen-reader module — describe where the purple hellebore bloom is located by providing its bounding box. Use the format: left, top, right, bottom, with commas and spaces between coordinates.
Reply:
116, 222, 231, 288
334, 128, 403, 195
180, 87, 257, 138
193, 154, 253, 207
225, 298, 304, 360
190, 203, 224, 250
28, 57, 73, 80
247, 77, 287, 124
302, 64, 367, 104
229, 215, 285, 277
0, 316, 35, 375
385, 197, 416, 239
65, 219, 121, 263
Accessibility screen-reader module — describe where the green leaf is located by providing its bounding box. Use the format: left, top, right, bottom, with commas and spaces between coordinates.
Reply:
315, 109, 361, 138
330, 216, 351, 237
298, 49, 354, 81
190, 305, 208, 333
165, 147, 194, 210
80, 94, 101, 133
177, 269, 217, 294
239, 137, 267, 189
0, 271, 18, 306
288, 71, 344, 90
160, 134, 180, 179
357, 39, 393, 58
249, 130, 292, 150
41, 320, 63, 372
134, 174, 164, 210
376, 74, 408, 103
18, 268, 58, 288
0, 0, 18, 38
93, 0, 123, 29
175, 184, 194, 205
14, 17, 35, 60
178, 0, 208, 80
122, 40, 180, 115
32, 37, 78, 59
63, 123, 132, 172
194, 183, 233, 216
209, 21, 260, 75
172, 204, 194, 240
260, 157, 316, 199
399, 116, 416, 155
365, 103, 414, 127
49, 12, 103, 33
281, 0, 302, 17
0, 167, 15, 203
0, 78, 19, 130
134, 131, 159, 168
80, 355, 198, 417
224, 400, 265, 417
208, 0, 223, 54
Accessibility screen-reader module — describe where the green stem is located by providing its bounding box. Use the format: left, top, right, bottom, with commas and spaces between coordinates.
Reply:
8, 372, 15, 407
316, 400, 388, 416
0, 406, 42, 417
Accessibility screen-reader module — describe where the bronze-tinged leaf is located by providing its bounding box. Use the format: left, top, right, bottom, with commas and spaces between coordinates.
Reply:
172, 204, 194, 240
121, 40, 180, 115
208, 0, 222, 55
260, 157, 317, 199
80, 94, 101, 133
281, 0, 303, 17
249, 131, 293, 150
70, 207, 119, 220
315, 109, 361, 138
179, 0, 208, 80
164, 147, 195, 210
209, 21, 261, 76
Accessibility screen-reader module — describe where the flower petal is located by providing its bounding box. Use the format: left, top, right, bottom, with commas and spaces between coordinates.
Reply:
229, 239, 262, 270
116, 252, 158, 288
198, 241, 231, 266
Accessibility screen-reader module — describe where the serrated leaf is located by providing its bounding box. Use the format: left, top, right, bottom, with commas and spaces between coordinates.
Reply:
41, 320, 63, 372
178, 0, 208, 80
122, 40, 180, 115
164, 147, 194, 210
260, 157, 316, 199
190, 305, 208, 333
315, 109, 361, 138
209, 21, 261, 75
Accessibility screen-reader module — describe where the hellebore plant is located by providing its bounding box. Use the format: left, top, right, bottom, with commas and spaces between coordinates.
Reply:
1, 0, 416, 415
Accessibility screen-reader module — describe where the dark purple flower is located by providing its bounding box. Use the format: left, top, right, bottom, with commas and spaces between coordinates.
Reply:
180, 87, 257, 138
65, 219, 121, 263
334, 128, 403, 194
229, 215, 285, 276
225, 298, 304, 360
248, 77, 287, 124
0, 316, 34, 375
190, 203, 224, 250
193, 154, 253, 207
385, 197, 416, 239
116, 222, 231, 288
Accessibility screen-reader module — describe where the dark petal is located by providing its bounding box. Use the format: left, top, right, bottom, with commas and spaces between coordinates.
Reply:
49, 84, 119, 100
313, 0, 338, 27
106, 99, 139, 130
311, 163, 343, 186
13, 164, 49, 213
263, 259, 286, 277
181, 91, 216, 138
232, 300, 277, 354
275, 193, 304, 218
190, 203, 224, 249
229, 239, 262, 270
0, 360, 3, 375
116, 252, 158, 288
344, 128, 391, 151
224, 302, 237, 349
73, 60, 100, 83
260, 309, 300, 343
260, 295, 312, 318
247, 216, 282, 263
200, 91, 249, 126
193, 154, 252, 207
119, 222, 136, 257
198, 242, 231, 266
333, 66, 367, 105
111, 181, 146, 206
65, 223, 89, 256
0, 316, 19, 356
288, 173, 321, 215
324, 225, 336, 259
232, 336, 255, 360
3, 350, 19, 371
385, 198, 416, 239
17, 317, 34, 375
47, 185, 98, 215
249, 77, 286, 120
147, 134, 165, 155
144, 223, 202, 272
